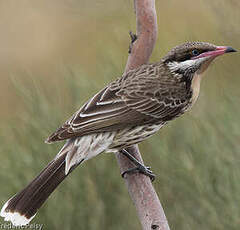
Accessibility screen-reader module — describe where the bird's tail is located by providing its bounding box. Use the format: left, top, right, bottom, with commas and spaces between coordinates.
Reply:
0, 151, 74, 226
0, 133, 114, 226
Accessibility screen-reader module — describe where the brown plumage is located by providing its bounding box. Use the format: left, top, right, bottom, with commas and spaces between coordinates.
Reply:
46, 63, 189, 142
46, 42, 225, 143
1, 42, 236, 226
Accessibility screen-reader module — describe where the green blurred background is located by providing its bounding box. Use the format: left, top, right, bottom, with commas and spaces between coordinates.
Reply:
0, 0, 239, 229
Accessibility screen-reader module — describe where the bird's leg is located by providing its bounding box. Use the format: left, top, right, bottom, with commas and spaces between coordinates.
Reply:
120, 149, 155, 181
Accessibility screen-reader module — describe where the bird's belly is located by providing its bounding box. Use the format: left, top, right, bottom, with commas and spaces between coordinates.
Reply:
107, 123, 164, 151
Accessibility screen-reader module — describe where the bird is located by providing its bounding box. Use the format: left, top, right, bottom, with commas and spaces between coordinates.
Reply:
0, 41, 236, 226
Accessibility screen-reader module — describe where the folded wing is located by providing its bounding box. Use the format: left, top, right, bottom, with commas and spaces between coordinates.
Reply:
46, 65, 189, 143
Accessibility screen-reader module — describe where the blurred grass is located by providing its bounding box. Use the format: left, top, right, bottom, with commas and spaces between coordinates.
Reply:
0, 0, 240, 229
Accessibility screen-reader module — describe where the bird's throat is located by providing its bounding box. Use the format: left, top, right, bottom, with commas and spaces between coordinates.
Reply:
190, 72, 203, 106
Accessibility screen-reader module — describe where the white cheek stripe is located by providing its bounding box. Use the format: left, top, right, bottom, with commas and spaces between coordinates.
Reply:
167, 60, 196, 72
167, 57, 207, 73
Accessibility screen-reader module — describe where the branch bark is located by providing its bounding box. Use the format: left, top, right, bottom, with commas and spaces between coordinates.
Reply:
115, 1, 171, 230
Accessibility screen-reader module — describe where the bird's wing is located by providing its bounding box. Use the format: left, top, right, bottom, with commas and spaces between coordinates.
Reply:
46, 85, 147, 143
120, 73, 189, 120
46, 65, 189, 143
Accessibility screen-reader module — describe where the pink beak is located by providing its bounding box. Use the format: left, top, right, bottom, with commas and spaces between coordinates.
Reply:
192, 46, 237, 60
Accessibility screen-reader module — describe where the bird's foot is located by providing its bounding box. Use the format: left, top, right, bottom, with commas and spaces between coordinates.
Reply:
120, 149, 156, 181
122, 165, 156, 181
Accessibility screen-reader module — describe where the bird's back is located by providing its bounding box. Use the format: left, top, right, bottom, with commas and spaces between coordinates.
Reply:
46, 62, 192, 144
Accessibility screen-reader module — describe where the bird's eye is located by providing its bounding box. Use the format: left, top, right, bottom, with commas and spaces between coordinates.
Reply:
192, 49, 199, 56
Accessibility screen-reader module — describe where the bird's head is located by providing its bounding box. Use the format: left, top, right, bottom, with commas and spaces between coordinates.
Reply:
163, 41, 237, 77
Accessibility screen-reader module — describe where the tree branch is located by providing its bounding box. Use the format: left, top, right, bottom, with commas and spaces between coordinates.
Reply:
115, 1, 170, 229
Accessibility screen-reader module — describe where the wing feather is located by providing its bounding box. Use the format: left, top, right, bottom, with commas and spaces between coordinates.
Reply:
46, 64, 190, 143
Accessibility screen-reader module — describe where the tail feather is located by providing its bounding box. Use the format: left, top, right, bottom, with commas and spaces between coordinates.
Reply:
0, 133, 114, 226
0, 152, 73, 226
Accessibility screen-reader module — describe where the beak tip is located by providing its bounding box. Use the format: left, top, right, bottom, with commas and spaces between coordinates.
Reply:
225, 46, 237, 53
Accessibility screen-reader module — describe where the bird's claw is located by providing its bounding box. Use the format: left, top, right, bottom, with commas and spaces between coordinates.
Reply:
122, 165, 156, 182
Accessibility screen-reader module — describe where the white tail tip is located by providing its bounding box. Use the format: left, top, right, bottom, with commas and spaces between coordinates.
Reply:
0, 199, 36, 226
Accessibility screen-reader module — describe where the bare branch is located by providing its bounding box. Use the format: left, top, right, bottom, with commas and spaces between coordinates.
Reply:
115, 1, 171, 230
